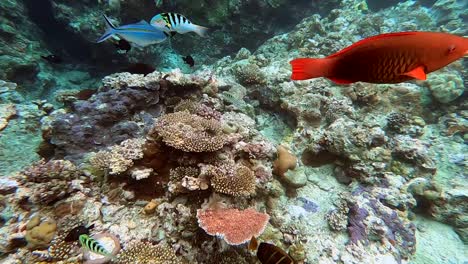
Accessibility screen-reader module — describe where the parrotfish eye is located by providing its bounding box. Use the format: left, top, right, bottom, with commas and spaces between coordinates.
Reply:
447, 45, 456, 54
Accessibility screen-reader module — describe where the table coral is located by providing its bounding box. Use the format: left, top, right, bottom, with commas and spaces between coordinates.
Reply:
197, 208, 270, 245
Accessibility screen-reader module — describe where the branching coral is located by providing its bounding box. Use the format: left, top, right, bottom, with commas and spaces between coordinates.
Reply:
16, 159, 81, 205
197, 208, 270, 245
151, 111, 226, 152
89, 138, 145, 175
115, 241, 182, 264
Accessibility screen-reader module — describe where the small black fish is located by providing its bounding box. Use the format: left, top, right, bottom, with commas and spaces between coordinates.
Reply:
182, 55, 195, 67
122, 63, 155, 76
65, 224, 94, 242
41, 54, 63, 64
114, 39, 131, 53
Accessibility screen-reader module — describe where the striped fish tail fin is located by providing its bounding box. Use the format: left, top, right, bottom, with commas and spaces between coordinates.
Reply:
96, 14, 117, 43
192, 24, 209, 37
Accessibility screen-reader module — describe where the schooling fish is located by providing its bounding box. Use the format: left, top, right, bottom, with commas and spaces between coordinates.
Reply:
182, 55, 195, 67
150, 13, 209, 37
290, 31, 468, 84
65, 224, 94, 242
41, 54, 63, 64
97, 15, 168, 47
79, 234, 110, 256
249, 237, 294, 264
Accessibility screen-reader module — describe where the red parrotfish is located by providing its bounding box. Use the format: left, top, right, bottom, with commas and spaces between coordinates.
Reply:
290, 31, 468, 84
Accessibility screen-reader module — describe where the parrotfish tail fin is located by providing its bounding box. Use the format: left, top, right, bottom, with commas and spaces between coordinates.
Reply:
290, 58, 330, 80
193, 24, 209, 37
96, 15, 117, 43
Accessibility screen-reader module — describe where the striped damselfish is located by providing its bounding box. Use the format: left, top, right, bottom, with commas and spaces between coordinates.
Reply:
79, 234, 110, 257
97, 15, 168, 47
150, 13, 209, 37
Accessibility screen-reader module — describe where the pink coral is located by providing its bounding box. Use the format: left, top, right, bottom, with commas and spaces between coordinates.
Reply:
196, 208, 269, 245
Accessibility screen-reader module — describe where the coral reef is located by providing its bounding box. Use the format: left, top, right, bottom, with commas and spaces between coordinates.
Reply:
152, 111, 227, 152
0, 0, 466, 263
115, 241, 183, 264
197, 208, 269, 245
15, 159, 83, 205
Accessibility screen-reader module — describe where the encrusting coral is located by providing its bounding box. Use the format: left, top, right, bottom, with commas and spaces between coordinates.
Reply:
25, 216, 57, 250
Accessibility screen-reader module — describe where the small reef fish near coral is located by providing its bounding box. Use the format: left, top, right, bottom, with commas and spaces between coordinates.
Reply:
97, 15, 169, 47
150, 13, 209, 37
0, 0, 467, 264
290, 31, 468, 84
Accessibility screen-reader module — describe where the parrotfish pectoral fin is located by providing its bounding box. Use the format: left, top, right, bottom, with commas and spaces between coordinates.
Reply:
290, 58, 330, 81
403, 66, 426, 80
328, 77, 354, 84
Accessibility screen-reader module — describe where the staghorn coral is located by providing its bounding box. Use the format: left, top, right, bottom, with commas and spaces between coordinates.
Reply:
197, 208, 270, 245
15, 159, 82, 205
203, 162, 256, 197
152, 111, 227, 152
115, 241, 183, 264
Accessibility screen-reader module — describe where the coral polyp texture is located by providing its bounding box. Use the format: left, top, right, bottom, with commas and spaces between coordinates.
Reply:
115, 241, 183, 264
206, 162, 256, 197
197, 208, 270, 245
152, 111, 226, 152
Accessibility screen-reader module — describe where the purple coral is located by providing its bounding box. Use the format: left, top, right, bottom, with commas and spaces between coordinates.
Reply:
347, 204, 369, 245
46, 86, 160, 160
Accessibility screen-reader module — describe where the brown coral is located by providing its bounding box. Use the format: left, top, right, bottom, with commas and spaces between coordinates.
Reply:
89, 138, 145, 175
206, 163, 256, 197
273, 145, 297, 178
115, 241, 183, 264
16, 159, 81, 205
152, 111, 226, 152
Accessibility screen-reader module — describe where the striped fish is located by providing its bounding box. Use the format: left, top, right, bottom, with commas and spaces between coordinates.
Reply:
97, 15, 168, 47
79, 234, 109, 256
150, 13, 209, 37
